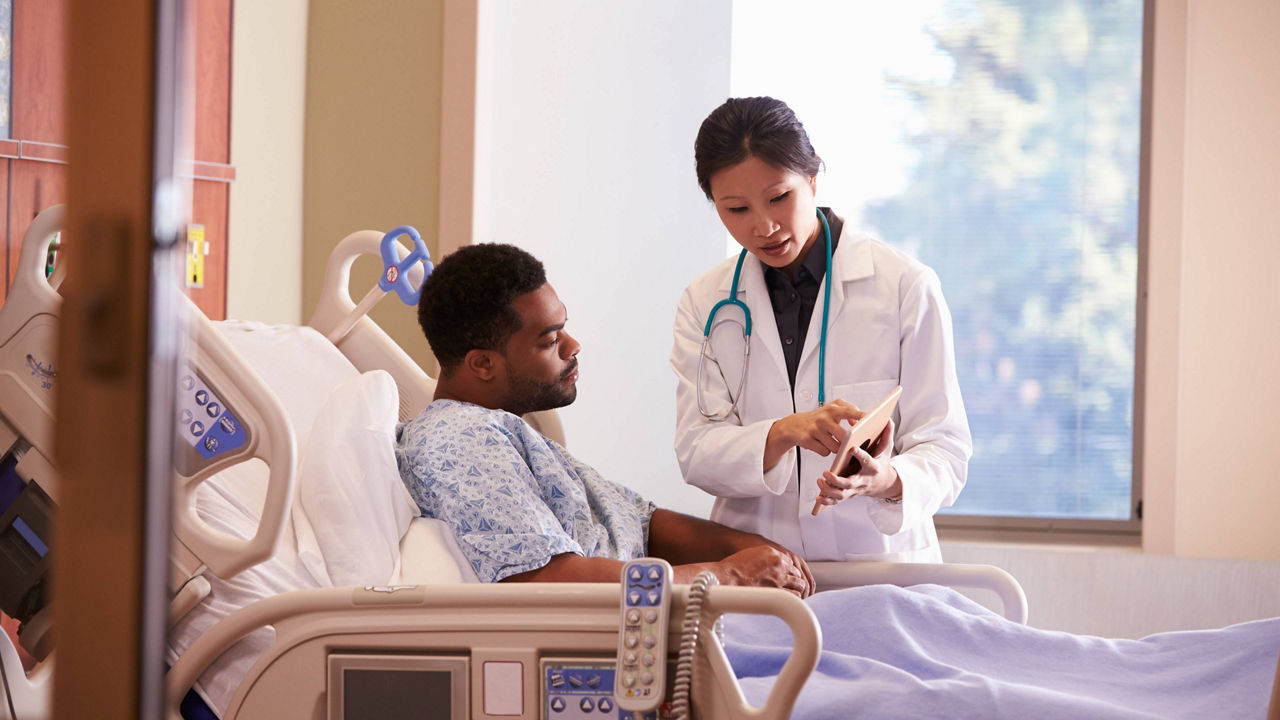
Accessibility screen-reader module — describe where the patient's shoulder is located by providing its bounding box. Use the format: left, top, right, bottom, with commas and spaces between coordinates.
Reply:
398, 399, 544, 458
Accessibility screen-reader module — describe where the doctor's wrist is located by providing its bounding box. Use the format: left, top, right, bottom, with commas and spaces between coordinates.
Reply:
875, 472, 903, 503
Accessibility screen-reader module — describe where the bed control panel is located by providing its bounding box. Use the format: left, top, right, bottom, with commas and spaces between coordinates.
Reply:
176, 367, 248, 467
540, 660, 657, 720
614, 559, 672, 715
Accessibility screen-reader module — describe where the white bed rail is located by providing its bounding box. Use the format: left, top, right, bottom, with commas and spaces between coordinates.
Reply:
170, 295, 297, 589
0, 205, 65, 502
0, 633, 51, 720
165, 583, 820, 720
308, 229, 434, 423
809, 560, 1029, 624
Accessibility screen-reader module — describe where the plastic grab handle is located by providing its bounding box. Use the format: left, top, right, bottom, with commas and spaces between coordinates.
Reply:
694, 586, 821, 720
171, 293, 296, 581
11, 205, 64, 308
376, 225, 433, 306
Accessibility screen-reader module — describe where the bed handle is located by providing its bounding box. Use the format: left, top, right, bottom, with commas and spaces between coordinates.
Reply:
170, 294, 297, 583
809, 560, 1030, 624
692, 586, 822, 720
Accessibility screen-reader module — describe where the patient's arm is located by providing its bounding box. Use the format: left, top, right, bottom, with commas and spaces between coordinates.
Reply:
501, 551, 811, 597
501, 509, 815, 598
648, 509, 781, 562
647, 509, 814, 596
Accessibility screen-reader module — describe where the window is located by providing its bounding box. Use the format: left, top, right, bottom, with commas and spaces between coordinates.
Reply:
731, 0, 1145, 525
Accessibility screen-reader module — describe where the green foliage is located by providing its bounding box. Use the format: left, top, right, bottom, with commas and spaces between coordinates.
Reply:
864, 0, 1144, 518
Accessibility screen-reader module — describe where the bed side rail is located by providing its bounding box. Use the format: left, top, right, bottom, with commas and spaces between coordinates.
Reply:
809, 560, 1029, 625
165, 583, 820, 720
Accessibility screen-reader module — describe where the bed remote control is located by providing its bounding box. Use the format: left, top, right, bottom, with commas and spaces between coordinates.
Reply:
614, 557, 672, 714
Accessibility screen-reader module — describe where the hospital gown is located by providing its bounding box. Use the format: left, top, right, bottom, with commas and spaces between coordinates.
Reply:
395, 399, 657, 582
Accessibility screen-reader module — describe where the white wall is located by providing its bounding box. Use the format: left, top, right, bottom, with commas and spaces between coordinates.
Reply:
227, 0, 309, 324
944, 541, 1280, 637
475, 0, 733, 515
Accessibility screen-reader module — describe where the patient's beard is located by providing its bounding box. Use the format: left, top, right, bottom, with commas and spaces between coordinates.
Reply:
504, 364, 577, 416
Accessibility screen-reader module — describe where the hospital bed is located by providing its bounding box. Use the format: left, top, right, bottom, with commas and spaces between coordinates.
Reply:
3, 206, 1276, 719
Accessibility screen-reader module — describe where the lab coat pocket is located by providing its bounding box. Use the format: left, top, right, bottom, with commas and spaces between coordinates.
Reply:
831, 379, 899, 414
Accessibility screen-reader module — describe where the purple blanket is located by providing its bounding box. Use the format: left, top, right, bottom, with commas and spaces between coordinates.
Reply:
723, 584, 1280, 719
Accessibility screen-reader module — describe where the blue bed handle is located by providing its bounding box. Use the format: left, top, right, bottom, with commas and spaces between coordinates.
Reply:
377, 225, 433, 306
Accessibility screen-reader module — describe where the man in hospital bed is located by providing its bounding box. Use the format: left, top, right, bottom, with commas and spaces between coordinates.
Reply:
396, 242, 815, 596
394, 242, 1280, 719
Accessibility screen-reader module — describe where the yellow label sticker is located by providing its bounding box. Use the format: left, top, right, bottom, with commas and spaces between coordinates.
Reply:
186, 224, 206, 288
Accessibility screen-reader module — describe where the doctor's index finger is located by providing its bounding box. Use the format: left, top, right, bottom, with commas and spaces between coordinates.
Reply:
825, 399, 863, 419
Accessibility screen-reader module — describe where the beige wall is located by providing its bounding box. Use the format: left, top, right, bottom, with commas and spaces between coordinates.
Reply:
1175, 0, 1280, 559
301, 0, 444, 375
227, 0, 309, 325
1144, 0, 1280, 561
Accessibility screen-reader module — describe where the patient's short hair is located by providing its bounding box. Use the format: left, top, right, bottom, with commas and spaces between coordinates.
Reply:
418, 243, 547, 372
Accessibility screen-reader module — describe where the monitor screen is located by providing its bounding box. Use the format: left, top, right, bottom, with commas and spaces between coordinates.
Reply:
328, 654, 468, 720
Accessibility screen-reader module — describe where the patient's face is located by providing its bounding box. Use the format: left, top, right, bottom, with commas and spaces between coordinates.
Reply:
499, 283, 580, 415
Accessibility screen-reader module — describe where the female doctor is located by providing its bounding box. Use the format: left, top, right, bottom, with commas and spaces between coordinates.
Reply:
671, 97, 971, 563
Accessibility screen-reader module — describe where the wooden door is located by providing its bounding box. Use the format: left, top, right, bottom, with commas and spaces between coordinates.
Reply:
1, 0, 233, 320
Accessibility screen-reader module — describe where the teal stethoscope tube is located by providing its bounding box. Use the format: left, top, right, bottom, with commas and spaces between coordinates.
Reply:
697, 209, 833, 421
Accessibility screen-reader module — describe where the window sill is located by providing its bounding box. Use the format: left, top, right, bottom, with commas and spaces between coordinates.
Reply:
937, 516, 1141, 548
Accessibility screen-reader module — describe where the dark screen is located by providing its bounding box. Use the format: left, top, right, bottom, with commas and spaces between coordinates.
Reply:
343, 668, 454, 720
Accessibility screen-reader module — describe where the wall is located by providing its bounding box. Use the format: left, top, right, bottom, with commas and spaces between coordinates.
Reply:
475, 0, 733, 514
227, 0, 309, 324
301, 0, 444, 375
1143, 0, 1280, 561
944, 541, 1280, 637
1173, 0, 1280, 560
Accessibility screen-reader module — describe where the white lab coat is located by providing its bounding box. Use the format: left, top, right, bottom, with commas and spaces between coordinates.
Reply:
671, 221, 971, 562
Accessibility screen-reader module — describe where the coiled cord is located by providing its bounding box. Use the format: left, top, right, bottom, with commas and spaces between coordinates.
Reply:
670, 571, 722, 719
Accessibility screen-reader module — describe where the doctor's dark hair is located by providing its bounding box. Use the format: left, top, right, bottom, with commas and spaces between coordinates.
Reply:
417, 243, 547, 374
694, 96, 822, 200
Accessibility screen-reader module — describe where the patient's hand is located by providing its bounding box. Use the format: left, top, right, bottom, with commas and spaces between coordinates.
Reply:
714, 546, 814, 598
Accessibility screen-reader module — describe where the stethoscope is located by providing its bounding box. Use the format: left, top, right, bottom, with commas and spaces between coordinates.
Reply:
697, 209, 833, 421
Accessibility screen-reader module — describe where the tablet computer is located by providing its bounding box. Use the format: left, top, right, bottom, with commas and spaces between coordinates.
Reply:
812, 385, 902, 515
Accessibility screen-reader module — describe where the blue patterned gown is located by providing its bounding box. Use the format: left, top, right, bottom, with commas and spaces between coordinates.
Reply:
395, 399, 657, 582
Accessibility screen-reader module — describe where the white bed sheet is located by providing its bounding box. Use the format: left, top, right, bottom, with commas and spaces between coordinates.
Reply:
167, 321, 476, 716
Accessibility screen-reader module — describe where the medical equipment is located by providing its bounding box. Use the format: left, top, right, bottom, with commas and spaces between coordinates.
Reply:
322, 225, 432, 345
696, 209, 833, 421
613, 558, 673, 715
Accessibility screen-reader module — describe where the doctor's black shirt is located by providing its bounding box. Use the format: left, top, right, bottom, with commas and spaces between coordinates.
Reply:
762, 206, 844, 392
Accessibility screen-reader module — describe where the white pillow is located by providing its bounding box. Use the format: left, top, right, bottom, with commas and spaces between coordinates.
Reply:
294, 370, 418, 587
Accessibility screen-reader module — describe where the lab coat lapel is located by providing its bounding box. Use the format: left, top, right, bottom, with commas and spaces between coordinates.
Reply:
797, 222, 875, 371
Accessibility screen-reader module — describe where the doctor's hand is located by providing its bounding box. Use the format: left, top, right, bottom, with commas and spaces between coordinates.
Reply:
813, 419, 901, 512
713, 545, 814, 598
764, 399, 863, 473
